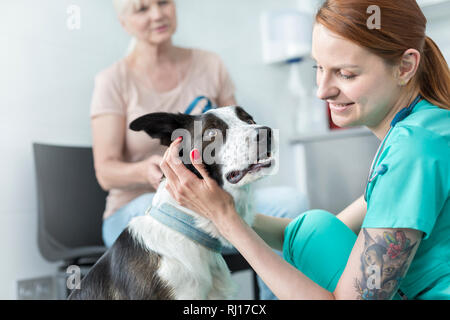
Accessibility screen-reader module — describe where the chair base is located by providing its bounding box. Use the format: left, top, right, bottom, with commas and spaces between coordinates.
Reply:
223, 252, 260, 300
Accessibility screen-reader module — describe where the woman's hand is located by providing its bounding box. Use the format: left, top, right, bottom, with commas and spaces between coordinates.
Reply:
143, 154, 164, 190
159, 138, 239, 233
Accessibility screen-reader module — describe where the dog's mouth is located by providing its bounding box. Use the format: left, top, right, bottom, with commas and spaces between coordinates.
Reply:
226, 157, 273, 184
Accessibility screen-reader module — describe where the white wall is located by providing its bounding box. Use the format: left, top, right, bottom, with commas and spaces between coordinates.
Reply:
1, 0, 449, 299
425, 7, 450, 62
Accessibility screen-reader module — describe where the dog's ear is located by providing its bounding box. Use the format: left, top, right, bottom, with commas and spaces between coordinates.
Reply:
129, 112, 194, 146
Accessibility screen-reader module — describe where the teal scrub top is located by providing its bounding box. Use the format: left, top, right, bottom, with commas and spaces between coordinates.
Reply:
362, 99, 450, 299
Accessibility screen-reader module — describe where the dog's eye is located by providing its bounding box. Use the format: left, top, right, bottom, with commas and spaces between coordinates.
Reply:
204, 128, 218, 138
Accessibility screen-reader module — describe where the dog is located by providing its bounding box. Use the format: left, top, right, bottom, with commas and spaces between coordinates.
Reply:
68, 106, 277, 300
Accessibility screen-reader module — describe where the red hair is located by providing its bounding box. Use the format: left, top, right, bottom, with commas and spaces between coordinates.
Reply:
316, 0, 450, 110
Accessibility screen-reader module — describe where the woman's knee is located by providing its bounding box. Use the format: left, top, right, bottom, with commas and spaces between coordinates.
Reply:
102, 192, 155, 247
283, 210, 329, 252
299, 209, 341, 231
284, 210, 356, 252
128, 193, 155, 215
283, 209, 357, 291
254, 186, 309, 219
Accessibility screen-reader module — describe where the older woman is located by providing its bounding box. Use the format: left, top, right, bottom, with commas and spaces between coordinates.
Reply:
160, 0, 450, 300
90, 0, 307, 299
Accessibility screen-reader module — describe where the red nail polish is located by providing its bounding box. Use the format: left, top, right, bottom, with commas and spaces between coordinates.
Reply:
191, 149, 200, 160
177, 136, 183, 141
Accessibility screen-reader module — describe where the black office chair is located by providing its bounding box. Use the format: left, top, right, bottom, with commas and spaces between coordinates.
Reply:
33, 143, 259, 299
33, 143, 107, 269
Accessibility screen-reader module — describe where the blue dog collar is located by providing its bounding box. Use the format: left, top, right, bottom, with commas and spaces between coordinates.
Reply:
146, 203, 223, 253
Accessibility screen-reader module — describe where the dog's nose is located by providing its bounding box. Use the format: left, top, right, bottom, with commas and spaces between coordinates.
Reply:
256, 126, 272, 160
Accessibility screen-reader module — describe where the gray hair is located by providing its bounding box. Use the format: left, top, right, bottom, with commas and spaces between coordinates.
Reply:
113, 0, 177, 16
113, 0, 142, 55
113, 0, 142, 16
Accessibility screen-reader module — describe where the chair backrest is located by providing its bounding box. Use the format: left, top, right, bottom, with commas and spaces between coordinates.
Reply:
33, 143, 107, 263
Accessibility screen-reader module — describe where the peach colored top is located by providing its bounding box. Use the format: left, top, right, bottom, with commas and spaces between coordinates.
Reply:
90, 48, 235, 219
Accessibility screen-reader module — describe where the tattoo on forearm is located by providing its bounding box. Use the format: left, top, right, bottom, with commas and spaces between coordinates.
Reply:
354, 229, 417, 300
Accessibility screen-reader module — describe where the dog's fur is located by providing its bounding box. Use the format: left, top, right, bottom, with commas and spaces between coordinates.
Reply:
68, 106, 276, 300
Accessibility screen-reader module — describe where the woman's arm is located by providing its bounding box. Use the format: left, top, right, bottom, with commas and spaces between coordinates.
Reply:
92, 114, 162, 191
336, 195, 367, 235
334, 227, 421, 299
223, 213, 336, 299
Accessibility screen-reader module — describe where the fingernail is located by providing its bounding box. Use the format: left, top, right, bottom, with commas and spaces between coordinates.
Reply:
191, 149, 200, 160
177, 136, 183, 141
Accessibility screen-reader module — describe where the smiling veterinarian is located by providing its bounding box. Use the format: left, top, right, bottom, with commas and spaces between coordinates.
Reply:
160, 0, 450, 300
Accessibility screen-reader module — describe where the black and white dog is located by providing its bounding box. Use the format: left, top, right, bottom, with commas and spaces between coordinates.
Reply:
68, 106, 277, 300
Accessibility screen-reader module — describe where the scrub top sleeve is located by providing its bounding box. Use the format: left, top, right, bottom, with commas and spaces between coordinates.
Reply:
362, 126, 449, 240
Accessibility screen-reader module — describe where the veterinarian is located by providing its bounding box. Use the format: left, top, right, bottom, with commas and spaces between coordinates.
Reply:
160, 0, 450, 300
90, 0, 307, 299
